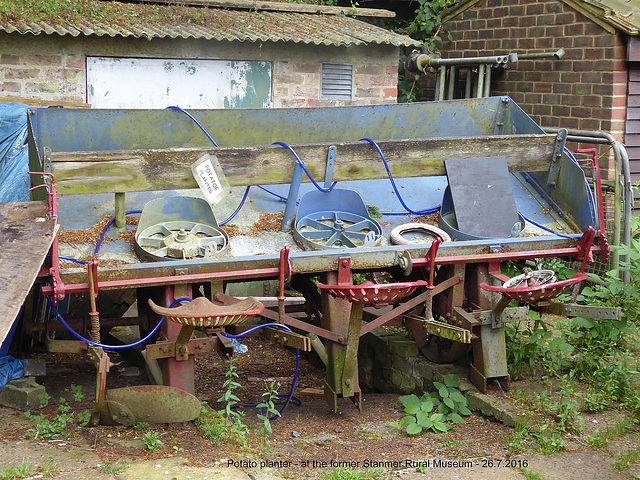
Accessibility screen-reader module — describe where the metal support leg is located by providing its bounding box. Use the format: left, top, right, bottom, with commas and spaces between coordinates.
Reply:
162, 283, 195, 393
114, 192, 126, 230
447, 66, 456, 100
469, 264, 510, 393
281, 162, 304, 232
321, 258, 362, 412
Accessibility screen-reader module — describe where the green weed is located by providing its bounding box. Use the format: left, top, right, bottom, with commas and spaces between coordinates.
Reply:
256, 382, 281, 445
319, 466, 383, 480
142, 431, 164, 451
391, 374, 471, 435
100, 462, 127, 474
24, 385, 89, 440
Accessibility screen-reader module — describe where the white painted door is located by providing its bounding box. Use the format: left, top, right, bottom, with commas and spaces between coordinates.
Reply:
87, 57, 272, 109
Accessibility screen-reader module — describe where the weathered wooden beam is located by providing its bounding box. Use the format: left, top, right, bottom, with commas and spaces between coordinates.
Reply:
49, 135, 557, 195
118, 0, 395, 18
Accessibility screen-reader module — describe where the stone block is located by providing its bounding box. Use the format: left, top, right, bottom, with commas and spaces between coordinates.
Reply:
389, 369, 416, 394
465, 391, 518, 427
387, 338, 419, 358
0, 377, 47, 411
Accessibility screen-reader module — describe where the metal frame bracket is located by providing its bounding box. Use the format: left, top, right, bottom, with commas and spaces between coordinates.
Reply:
548, 128, 567, 187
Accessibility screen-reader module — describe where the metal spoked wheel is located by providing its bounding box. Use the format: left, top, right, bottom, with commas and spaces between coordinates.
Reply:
294, 210, 382, 251
135, 220, 229, 261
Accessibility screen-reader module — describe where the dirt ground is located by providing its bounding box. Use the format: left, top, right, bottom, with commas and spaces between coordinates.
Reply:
0, 336, 638, 480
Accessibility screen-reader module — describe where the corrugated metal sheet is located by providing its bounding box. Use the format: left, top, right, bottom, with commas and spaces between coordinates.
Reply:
589, 0, 640, 35
563, 0, 640, 35
0, 8, 421, 47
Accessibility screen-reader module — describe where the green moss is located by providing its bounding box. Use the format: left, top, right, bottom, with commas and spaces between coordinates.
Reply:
0, 0, 339, 30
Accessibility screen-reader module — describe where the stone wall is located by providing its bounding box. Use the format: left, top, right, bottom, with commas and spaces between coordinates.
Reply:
359, 329, 468, 395
0, 32, 399, 107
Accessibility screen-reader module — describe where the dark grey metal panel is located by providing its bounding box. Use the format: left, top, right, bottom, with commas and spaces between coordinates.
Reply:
445, 156, 520, 238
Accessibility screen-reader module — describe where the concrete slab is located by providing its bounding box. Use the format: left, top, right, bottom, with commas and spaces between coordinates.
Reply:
117, 457, 261, 480
396, 458, 524, 480
525, 450, 634, 480
0, 439, 114, 480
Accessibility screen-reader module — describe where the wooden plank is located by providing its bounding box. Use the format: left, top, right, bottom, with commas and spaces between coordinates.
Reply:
627, 95, 640, 108
48, 134, 557, 195
626, 105, 640, 120
118, 0, 395, 17
0, 202, 57, 351
625, 119, 640, 134
629, 37, 640, 62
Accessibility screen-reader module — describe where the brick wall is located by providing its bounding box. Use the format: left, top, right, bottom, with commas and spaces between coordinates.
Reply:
434, 0, 627, 170
0, 33, 399, 107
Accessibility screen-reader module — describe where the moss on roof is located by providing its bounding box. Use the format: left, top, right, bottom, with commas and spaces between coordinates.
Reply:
0, 0, 223, 29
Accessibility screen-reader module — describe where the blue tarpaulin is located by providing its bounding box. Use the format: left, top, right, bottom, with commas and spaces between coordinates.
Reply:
0, 356, 25, 393
0, 102, 30, 202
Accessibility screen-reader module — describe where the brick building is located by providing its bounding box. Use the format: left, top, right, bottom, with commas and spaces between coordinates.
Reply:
0, 1, 418, 109
429, 0, 639, 189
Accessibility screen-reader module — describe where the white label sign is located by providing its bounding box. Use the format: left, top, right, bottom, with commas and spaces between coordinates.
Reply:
195, 159, 222, 198
192, 154, 230, 205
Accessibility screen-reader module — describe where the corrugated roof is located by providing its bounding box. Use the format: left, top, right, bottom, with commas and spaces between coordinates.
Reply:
0, 3, 421, 47
442, 0, 640, 36
579, 0, 640, 35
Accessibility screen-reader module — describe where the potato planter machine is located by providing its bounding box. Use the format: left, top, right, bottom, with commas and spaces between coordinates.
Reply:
18, 96, 622, 424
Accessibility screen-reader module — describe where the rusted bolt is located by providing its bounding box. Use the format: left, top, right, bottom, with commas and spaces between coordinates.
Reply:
345, 379, 351, 386
445, 312, 451, 319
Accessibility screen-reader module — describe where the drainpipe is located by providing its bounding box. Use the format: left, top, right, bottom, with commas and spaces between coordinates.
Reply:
410, 54, 511, 71
544, 127, 633, 283
515, 49, 565, 60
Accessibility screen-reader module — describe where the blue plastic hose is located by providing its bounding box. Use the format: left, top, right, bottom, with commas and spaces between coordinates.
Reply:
272, 141, 337, 193
360, 138, 440, 216
46, 296, 190, 350
94, 210, 142, 255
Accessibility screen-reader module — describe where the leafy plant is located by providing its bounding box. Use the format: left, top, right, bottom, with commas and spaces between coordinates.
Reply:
504, 420, 566, 455
407, 0, 455, 48
216, 355, 249, 445
256, 382, 281, 444
391, 374, 470, 435
366, 205, 383, 219
142, 431, 164, 451
195, 403, 230, 444
218, 355, 243, 424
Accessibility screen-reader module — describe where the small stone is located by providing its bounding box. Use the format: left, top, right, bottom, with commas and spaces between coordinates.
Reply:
292, 431, 301, 438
